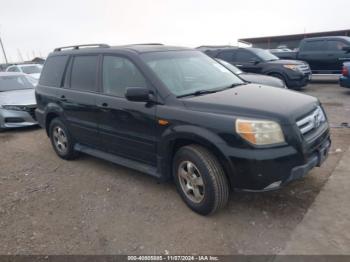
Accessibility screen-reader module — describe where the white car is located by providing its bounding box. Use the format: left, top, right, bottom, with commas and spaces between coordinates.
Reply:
6, 64, 43, 80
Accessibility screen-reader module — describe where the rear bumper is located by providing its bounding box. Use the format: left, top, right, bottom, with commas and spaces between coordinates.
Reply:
0, 109, 37, 129
339, 76, 350, 88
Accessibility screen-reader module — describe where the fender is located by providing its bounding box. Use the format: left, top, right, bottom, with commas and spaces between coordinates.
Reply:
42, 103, 65, 135
157, 124, 236, 186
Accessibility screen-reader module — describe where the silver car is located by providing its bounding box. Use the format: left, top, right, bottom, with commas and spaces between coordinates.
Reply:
0, 72, 37, 130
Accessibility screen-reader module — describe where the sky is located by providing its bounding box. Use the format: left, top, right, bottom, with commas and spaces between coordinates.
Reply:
0, 0, 349, 63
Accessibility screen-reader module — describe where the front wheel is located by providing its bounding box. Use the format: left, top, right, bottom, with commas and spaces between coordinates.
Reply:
173, 145, 229, 215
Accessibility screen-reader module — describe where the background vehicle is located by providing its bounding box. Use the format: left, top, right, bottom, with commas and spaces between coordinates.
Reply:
216, 58, 286, 88
198, 46, 311, 90
340, 62, 350, 88
271, 36, 350, 74
0, 72, 37, 130
36, 44, 330, 215
6, 63, 43, 80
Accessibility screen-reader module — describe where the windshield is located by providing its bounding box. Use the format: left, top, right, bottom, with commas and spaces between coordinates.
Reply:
141, 51, 244, 97
216, 59, 243, 75
252, 49, 279, 61
0, 75, 35, 92
21, 65, 42, 74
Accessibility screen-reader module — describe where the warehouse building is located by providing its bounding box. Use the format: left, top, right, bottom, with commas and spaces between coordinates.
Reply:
239, 29, 350, 50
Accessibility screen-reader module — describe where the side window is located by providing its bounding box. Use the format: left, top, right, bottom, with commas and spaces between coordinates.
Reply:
302, 40, 325, 51
39, 56, 69, 87
217, 51, 235, 62
70, 56, 98, 92
236, 50, 257, 62
327, 40, 348, 51
8, 66, 20, 72
102, 56, 147, 97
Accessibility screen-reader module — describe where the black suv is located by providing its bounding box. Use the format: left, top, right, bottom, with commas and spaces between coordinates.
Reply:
198, 46, 312, 90
35, 44, 331, 215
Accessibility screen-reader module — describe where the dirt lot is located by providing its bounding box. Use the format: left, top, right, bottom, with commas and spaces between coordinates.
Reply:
1, 83, 350, 255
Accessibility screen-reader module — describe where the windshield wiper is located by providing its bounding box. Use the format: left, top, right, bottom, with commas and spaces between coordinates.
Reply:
177, 89, 219, 98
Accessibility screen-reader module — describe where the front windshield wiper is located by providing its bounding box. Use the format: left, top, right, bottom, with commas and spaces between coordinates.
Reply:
177, 89, 219, 98
177, 82, 247, 98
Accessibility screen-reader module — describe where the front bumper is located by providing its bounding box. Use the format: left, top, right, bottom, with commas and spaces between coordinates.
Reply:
0, 108, 37, 129
339, 76, 350, 88
286, 73, 312, 88
227, 130, 331, 192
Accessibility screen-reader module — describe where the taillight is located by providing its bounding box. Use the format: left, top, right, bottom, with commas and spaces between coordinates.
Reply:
342, 66, 349, 77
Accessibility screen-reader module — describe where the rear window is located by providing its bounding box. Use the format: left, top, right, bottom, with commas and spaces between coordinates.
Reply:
39, 56, 69, 87
70, 56, 98, 92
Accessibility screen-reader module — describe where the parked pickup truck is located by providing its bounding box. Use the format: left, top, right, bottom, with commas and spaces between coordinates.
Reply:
271, 36, 350, 74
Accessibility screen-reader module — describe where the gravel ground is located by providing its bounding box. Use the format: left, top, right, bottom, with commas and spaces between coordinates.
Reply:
0, 83, 349, 255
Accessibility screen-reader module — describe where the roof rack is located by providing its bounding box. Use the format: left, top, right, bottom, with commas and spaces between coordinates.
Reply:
196, 45, 235, 49
54, 44, 110, 52
129, 43, 164, 46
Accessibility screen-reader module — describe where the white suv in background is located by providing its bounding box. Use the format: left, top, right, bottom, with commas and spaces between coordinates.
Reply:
6, 64, 43, 80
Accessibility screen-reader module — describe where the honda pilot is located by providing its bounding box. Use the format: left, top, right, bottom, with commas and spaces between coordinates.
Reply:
35, 44, 331, 215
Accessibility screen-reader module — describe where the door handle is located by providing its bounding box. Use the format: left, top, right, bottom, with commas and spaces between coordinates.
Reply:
101, 102, 109, 107
236, 64, 243, 67
60, 95, 67, 102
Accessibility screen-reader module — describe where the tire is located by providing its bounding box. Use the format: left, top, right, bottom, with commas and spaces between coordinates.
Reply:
49, 118, 78, 160
173, 145, 229, 215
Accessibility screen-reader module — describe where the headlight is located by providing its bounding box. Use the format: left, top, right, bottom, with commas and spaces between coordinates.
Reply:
283, 64, 299, 71
236, 119, 285, 145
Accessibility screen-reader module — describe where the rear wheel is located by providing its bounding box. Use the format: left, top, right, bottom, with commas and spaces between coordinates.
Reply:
49, 118, 78, 160
173, 145, 229, 215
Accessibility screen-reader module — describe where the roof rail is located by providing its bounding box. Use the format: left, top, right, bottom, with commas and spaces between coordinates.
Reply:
54, 44, 110, 52
129, 43, 164, 46
196, 45, 234, 49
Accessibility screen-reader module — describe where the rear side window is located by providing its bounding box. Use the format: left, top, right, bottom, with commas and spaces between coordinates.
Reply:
302, 40, 325, 51
217, 51, 235, 62
102, 56, 147, 97
39, 56, 68, 87
327, 40, 348, 51
70, 56, 98, 92
236, 50, 257, 61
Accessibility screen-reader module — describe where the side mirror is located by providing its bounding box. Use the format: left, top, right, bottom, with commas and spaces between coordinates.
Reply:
125, 87, 152, 102
342, 46, 350, 53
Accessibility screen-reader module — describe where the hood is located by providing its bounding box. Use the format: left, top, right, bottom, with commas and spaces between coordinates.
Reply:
0, 89, 36, 106
239, 73, 285, 88
182, 84, 318, 125
267, 59, 306, 65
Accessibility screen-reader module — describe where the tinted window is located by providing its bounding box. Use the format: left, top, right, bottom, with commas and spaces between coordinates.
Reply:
302, 40, 325, 51
71, 56, 98, 92
217, 51, 235, 62
102, 56, 147, 97
21, 65, 42, 74
236, 50, 257, 62
39, 56, 69, 87
327, 40, 348, 51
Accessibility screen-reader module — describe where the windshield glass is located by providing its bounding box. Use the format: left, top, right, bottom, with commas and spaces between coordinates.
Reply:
216, 59, 243, 74
252, 49, 279, 61
0, 75, 35, 92
21, 65, 42, 74
141, 51, 244, 97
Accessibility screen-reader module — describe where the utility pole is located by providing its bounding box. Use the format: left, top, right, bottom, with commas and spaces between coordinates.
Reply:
0, 35, 8, 64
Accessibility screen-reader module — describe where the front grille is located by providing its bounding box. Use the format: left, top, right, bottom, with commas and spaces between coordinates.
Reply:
297, 64, 311, 74
297, 106, 326, 136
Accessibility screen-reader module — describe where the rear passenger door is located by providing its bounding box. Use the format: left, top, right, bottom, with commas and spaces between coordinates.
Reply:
57, 55, 101, 147
96, 55, 157, 165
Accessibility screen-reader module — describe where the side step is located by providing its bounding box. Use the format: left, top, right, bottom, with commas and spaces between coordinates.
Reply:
74, 144, 160, 178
